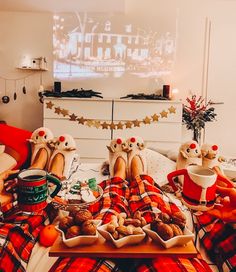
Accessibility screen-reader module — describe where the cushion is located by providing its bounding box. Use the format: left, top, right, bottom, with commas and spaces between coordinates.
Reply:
0, 153, 17, 173
146, 148, 176, 186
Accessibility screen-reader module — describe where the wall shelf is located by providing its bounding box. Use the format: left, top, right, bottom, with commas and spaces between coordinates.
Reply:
17, 67, 48, 71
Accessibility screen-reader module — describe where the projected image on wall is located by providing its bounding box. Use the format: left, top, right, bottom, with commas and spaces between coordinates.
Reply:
53, 12, 177, 79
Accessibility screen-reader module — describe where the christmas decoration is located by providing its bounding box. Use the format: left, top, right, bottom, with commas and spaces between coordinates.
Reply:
46, 100, 176, 130
182, 95, 217, 143
0, 72, 37, 104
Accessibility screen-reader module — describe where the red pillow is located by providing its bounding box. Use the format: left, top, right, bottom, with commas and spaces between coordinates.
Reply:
0, 124, 32, 169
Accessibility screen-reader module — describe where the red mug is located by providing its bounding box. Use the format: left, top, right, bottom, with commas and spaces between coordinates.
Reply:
18, 169, 61, 212
167, 165, 232, 211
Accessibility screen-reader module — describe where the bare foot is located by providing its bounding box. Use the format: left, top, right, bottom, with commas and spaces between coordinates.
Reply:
30, 148, 48, 169
130, 155, 144, 180
113, 157, 126, 180
48, 153, 64, 179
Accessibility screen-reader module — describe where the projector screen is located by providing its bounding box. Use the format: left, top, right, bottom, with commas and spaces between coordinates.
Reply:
53, 10, 178, 80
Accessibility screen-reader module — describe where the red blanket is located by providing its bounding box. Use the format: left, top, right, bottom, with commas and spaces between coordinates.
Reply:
0, 210, 47, 272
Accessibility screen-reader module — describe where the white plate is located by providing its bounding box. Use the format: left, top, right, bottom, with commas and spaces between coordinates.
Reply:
97, 223, 146, 248
143, 224, 194, 249
56, 220, 101, 248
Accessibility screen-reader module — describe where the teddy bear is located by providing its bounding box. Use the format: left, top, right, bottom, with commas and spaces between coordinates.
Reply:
201, 143, 225, 169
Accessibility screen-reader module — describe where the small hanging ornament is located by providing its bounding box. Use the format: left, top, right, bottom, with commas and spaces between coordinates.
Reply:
22, 78, 26, 94
2, 95, 10, 104
2, 79, 10, 104
13, 80, 17, 100
22, 86, 26, 94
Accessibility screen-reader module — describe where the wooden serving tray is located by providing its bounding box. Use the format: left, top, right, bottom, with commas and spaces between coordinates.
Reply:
49, 235, 197, 259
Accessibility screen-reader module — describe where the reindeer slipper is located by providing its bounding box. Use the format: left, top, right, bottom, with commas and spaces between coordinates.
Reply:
107, 137, 128, 178
126, 136, 147, 178
201, 143, 225, 169
176, 140, 202, 184
48, 134, 79, 180
28, 127, 54, 169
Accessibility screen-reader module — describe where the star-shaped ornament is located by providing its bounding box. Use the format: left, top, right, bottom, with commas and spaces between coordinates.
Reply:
94, 121, 101, 129
152, 113, 159, 121
169, 106, 176, 114
117, 122, 124, 130
54, 107, 61, 114
86, 120, 94, 127
160, 110, 168, 118
133, 119, 141, 127
78, 117, 86, 124
125, 121, 133, 129
143, 116, 151, 124
46, 101, 54, 109
110, 122, 116, 129
61, 109, 69, 117
69, 113, 78, 121
101, 122, 109, 129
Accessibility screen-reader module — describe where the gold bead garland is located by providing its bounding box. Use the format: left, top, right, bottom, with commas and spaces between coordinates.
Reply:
46, 100, 176, 130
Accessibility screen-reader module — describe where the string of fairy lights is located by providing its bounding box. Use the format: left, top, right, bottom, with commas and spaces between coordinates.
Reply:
46, 100, 177, 130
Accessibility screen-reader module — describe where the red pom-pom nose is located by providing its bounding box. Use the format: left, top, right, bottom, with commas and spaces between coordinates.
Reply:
38, 130, 45, 137
190, 143, 196, 149
212, 145, 218, 151
59, 136, 65, 142
130, 137, 136, 143
116, 138, 122, 144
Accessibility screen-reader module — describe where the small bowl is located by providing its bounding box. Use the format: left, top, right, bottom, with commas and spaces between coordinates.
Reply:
57, 220, 101, 248
143, 224, 194, 249
97, 223, 146, 248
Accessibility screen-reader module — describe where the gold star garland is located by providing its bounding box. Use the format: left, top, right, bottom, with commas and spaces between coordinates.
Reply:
46, 100, 176, 130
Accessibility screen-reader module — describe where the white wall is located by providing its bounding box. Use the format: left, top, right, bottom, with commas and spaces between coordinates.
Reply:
0, 0, 236, 156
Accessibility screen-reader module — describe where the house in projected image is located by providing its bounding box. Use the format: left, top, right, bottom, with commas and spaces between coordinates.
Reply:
53, 14, 176, 79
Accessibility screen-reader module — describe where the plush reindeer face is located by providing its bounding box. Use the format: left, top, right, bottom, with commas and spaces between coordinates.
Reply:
107, 138, 128, 153
55, 134, 76, 151
201, 143, 219, 160
126, 136, 146, 152
30, 127, 54, 144
179, 141, 201, 159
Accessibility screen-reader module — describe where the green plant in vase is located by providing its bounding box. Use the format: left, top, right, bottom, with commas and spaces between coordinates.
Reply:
182, 95, 217, 143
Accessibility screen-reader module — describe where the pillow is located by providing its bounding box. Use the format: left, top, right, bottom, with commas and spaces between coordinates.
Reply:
146, 148, 176, 186
0, 153, 17, 173
148, 146, 178, 162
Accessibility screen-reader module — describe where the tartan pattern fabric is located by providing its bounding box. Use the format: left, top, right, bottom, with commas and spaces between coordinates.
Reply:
130, 254, 213, 272
0, 178, 19, 221
49, 257, 123, 272
194, 212, 236, 272
89, 177, 131, 224
90, 175, 180, 224
0, 210, 47, 272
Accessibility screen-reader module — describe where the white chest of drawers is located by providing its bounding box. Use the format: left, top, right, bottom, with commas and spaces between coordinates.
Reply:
43, 97, 182, 162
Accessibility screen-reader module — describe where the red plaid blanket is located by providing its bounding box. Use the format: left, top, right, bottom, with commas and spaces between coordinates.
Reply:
49, 255, 212, 272
194, 212, 236, 272
0, 210, 47, 272
49, 257, 122, 272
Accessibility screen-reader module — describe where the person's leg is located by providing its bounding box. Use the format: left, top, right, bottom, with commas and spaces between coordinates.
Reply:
90, 157, 130, 223
114, 157, 126, 180
47, 153, 64, 179
30, 148, 48, 170
128, 155, 179, 223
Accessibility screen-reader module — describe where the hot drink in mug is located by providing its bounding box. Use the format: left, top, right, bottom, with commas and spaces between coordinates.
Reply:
17, 168, 61, 212
167, 165, 232, 211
